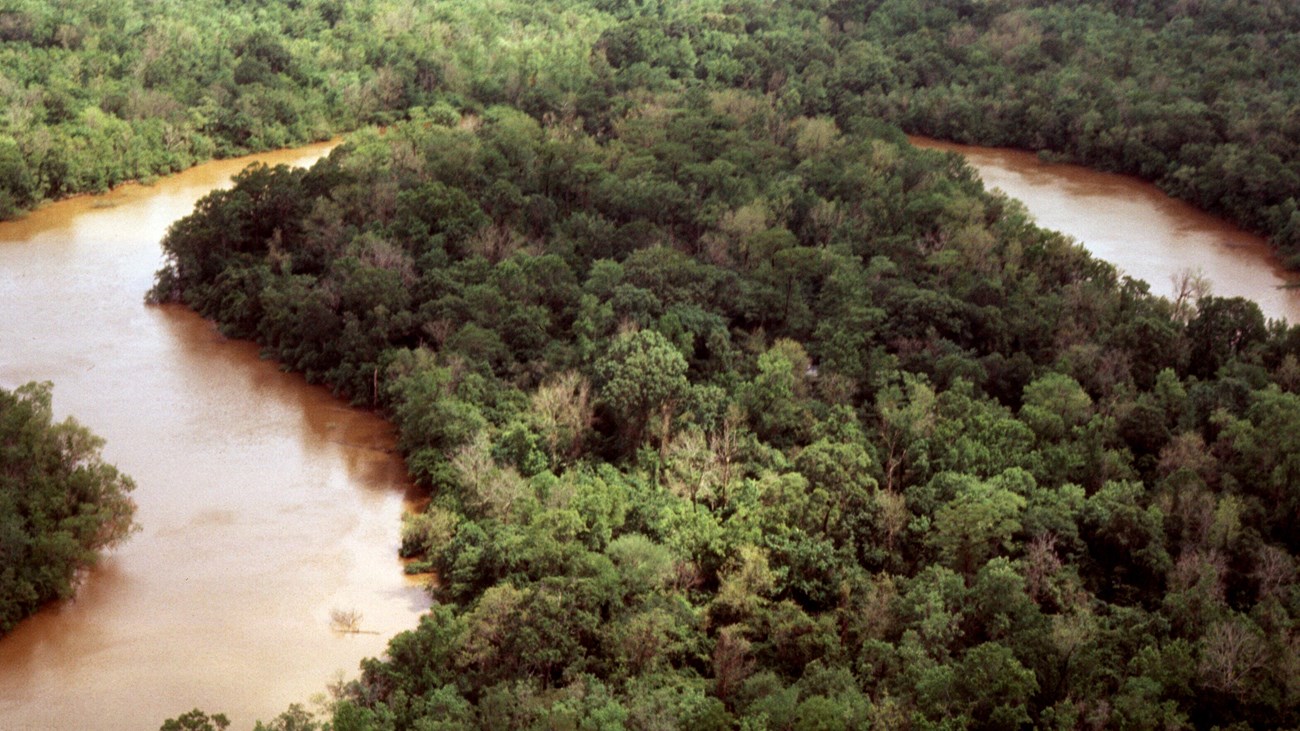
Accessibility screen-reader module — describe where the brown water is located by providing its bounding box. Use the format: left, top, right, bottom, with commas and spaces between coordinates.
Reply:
0, 144, 427, 730
911, 137, 1300, 325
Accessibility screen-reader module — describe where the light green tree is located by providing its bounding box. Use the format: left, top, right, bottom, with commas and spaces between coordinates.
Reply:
928, 473, 1026, 575
595, 329, 689, 451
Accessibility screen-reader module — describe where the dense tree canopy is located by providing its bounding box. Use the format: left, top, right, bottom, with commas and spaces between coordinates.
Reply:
0, 0, 610, 216
151, 76, 1300, 726
8, 0, 1300, 268
0, 0, 1279, 726
836, 0, 1300, 266
0, 382, 137, 635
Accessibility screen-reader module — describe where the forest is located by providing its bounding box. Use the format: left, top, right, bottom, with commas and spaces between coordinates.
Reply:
147, 1, 1300, 725
839, 0, 1300, 267
3, 0, 1299, 728
0, 382, 138, 635
4, 0, 1300, 264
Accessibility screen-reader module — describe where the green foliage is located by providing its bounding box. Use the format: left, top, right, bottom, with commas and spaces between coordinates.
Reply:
823, 0, 1300, 264
595, 328, 689, 450
133, 4, 1300, 726
0, 0, 612, 215
0, 382, 138, 635
928, 473, 1026, 576
159, 709, 230, 731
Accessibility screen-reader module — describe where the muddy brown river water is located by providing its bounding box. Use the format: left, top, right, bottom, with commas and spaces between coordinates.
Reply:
0, 143, 426, 730
911, 137, 1300, 324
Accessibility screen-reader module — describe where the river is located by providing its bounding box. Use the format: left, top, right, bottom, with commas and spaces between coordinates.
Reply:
0, 143, 427, 730
911, 137, 1300, 325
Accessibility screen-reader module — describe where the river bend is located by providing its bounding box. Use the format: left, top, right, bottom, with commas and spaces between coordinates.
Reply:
0, 143, 426, 730
911, 137, 1300, 325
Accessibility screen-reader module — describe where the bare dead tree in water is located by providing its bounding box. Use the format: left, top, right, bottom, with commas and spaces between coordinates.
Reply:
1171, 267, 1212, 323
330, 608, 363, 633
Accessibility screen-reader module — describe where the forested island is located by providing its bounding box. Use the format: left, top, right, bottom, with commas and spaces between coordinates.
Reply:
4, 0, 1298, 728
0, 383, 138, 635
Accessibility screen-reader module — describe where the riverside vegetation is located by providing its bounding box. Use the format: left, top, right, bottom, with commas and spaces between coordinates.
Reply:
154, 112, 1300, 729
0, 383, 137, 635
151, 15, 1300, 731
5, 0, 1299, 728
3, 0, 1300, 262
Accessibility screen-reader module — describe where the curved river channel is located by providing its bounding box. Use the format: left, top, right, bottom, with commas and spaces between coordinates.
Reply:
0, 143, 427, 729
911, 137, 1300, 324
